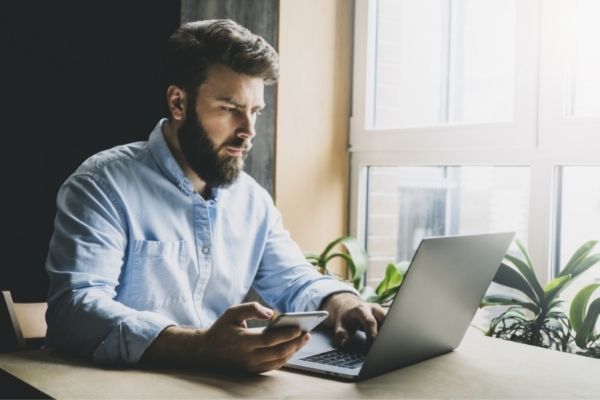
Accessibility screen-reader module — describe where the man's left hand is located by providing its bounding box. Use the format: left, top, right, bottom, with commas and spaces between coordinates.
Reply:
320, 292, 386, 347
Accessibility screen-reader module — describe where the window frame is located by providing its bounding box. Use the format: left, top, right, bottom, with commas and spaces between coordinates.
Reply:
349, 0, 600, 284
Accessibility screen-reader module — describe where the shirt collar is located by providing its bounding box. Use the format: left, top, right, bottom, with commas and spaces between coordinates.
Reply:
148, 119, 222, 201
148, 118, 195, 195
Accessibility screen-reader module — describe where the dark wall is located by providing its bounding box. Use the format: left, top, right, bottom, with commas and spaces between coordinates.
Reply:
0, 1, 181, 301
181, 0, 279, 196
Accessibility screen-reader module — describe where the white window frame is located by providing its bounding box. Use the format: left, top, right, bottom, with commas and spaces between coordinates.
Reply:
349, 0, 600, 284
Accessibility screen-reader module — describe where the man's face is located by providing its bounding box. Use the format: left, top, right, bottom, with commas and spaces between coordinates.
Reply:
177, 64, 265, 188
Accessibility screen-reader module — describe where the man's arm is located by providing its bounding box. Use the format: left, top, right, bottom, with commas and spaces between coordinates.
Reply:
140, 302, 309, 373
46, 174, 174, 363
250, 194, 385, 344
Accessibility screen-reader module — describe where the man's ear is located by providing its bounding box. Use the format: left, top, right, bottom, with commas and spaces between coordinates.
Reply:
166, 85, 186, 121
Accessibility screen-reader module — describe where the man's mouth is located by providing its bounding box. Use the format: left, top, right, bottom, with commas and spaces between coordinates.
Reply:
224, 146, 247, 157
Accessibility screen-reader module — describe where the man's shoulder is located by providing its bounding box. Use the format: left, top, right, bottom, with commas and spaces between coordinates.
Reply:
74, 140, 149, 177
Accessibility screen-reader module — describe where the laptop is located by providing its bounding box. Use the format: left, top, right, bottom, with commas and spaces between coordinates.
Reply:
284, 232, 514, 381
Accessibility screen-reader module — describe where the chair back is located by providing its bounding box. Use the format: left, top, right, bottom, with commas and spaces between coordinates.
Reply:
0, 291, 47, 352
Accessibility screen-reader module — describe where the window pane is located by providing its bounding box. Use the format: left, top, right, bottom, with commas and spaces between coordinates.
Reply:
553, 166, 600, 297
374, 0, 515, 128
365, 166, 529, 284
566, 0, 600, 117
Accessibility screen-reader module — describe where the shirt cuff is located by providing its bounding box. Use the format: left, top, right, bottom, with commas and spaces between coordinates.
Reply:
293, 276, 360, 312
92, 311, 175, 364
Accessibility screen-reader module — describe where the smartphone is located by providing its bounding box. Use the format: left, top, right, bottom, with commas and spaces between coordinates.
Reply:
263, 311, 329, 332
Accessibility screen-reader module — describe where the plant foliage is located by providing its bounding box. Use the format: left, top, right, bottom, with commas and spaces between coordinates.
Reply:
305, 236, 407, 304
305, 236, 368, 291
481, 240, 600, 351
569, 283, 600, 358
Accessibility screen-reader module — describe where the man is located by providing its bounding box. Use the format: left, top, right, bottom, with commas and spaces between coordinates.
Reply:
46, 19, 384, 373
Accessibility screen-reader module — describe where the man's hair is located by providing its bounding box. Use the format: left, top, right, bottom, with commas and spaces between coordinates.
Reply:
163, 19, 279, 97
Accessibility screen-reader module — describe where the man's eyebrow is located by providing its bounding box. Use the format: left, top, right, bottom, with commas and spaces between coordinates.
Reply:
217, 97, 265, 110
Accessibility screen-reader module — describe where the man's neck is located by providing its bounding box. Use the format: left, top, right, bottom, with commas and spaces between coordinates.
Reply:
162, 120, 210, 197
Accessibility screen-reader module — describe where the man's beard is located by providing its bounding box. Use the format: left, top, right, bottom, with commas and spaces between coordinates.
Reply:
177, 107, 250, 188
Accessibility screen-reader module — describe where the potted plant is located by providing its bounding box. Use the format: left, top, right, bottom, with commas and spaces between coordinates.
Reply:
360, 261, 409, 305
570, 283, 600, 358
481, 240, 600, 351
305, 236, 407, 305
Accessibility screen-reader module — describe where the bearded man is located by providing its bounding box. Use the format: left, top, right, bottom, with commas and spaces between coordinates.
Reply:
45, 19, 384, 373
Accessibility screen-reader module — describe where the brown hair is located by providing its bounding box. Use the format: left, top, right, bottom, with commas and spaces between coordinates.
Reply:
163, 19, 279, 97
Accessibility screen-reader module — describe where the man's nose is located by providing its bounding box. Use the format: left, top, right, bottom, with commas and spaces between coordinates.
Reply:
237, 113, 256, 140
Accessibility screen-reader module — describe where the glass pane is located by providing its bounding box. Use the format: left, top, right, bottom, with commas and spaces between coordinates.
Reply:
365, 166, 529, 285
553, 166, 600, 298
566, 0, 600, 117
373, 0, 515, 128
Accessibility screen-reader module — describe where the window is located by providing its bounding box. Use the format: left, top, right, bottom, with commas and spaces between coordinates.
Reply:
374, 0, 515, 128
553, 166, 600, 296
365, 166, 529, 285
351, 0, 600, 288
565, 0, 600, 117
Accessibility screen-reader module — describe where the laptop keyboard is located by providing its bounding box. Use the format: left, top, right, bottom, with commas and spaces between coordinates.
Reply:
300, 349, 366, 369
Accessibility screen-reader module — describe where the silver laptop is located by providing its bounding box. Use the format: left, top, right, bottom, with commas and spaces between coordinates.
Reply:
285, 232, 514, 381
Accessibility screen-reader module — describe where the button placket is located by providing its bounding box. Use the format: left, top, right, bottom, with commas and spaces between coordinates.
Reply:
192, 197, 213, 320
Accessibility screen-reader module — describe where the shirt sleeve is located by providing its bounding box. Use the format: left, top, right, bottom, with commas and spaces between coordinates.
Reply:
45, 173, 174, 364
252, 205, 358, 312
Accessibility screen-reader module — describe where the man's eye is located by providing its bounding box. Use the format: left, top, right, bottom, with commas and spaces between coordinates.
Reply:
222, 107, 236, 112
253, 110, 263, 117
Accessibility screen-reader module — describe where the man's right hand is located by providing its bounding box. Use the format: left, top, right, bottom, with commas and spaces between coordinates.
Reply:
141, 302, 310, 373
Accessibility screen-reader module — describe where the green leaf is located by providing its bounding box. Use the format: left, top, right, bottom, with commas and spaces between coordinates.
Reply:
481, 294, 540, 314
504, 254, 545, 304
492, 262, 539, 304
320, 236, 348, 259
375, 263, 405, 296
304, 253, 321, 265
546, 311, 568, 320
559, 240, 598, 278
570, 254, 600, 279
570, 283, 600, 333
543, 274, 572, 304
304, 251, 321, 260
515, 239, 535, 272
325, 252, 355, 282
575, 297, 600, 349
340, 238, 368, 285
547, 297, 565, 312
320, 236, 368, 291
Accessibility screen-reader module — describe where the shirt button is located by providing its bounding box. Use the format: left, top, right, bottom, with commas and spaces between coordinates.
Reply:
201, 246, 210, 254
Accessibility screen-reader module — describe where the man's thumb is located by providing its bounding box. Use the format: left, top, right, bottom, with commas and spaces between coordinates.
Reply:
221, 302, 273, 325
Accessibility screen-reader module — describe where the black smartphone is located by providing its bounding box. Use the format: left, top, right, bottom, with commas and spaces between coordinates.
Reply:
263, 311, 329, 332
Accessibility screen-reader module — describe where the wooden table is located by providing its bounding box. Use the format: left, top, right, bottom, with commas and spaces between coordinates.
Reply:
1, 329, 599, 399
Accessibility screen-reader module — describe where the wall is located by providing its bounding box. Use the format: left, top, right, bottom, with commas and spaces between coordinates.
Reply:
276, 0, 353, 272
0, 0, 181, 301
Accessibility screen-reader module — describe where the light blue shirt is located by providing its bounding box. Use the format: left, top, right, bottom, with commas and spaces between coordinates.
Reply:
45, 119, 354, 364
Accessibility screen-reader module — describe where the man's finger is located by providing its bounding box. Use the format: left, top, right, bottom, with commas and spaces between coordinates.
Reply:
335, 324, 350, 347
253, 332, 309, 362
221, 302, 273, 325
349, 305, 379, 339
371, 303, 387, 324
255, 326, 303, 348
249, 357, 289, 374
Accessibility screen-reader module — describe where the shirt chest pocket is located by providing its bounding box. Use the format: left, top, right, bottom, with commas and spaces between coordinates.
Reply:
133, 239, 188, 260
129, 239, 190, 309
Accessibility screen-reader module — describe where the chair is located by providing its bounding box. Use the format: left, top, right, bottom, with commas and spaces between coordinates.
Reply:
0, 291, 47, 352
